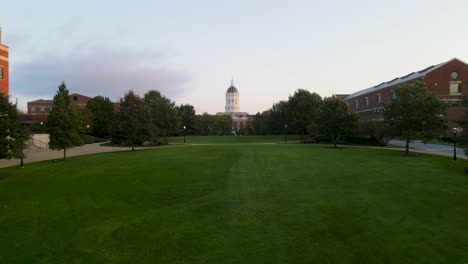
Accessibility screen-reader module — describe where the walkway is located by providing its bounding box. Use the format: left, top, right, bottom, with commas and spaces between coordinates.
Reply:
388, 139, 467, 159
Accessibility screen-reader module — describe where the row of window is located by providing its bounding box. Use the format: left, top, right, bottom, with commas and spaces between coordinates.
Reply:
29, 106, 51, 112
354, 83, 464, 110
355, 93, 387, 109
0, 67, 3, 80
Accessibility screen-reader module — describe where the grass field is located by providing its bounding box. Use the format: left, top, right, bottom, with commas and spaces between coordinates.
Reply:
1, 144, 468, 263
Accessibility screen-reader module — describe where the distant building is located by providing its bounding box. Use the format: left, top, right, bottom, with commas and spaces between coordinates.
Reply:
0, 26, 9, 97
217, 80, 251, 132
27, 93, 91, 114
342, 58, 468, 128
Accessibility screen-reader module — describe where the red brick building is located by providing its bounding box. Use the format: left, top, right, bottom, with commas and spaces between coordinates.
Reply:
0, 26, 9, 97
27, 93, 91, 114
344, 58, 468, 127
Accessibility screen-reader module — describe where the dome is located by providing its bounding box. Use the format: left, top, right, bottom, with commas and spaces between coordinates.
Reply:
226, 80, 239, 93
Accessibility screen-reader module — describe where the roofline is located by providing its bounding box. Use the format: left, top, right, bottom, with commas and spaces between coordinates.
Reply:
344, 58, 466, 100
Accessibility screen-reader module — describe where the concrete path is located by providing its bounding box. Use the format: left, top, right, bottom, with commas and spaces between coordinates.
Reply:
389, 139, 467, 159
0, 142, 153, 168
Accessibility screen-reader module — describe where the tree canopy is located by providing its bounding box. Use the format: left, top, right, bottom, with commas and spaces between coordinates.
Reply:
0, 94, 30, 164
384, 81, 447, 155
318, 96, 358, 147
48, 82, 83, 159
86, 96, 115, 138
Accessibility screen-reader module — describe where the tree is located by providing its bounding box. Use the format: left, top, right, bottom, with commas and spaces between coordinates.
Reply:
287, 89, 322, 139
48, 82, 83, 160
384, 81, 447, 156
144, 90, 180, 144
318, 96, 358, 147
197, 113, 216, 136
177, 104, 196, 134
269, 101, 289, 134
215, 115, 232, 135
112, 90, 149, 151
0, 94, 30, 166
86, 96, 115, 138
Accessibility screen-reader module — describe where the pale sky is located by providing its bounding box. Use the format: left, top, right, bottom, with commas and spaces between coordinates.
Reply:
2, 0, 468, 114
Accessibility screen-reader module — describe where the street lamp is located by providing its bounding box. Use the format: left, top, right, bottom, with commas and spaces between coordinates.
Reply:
284, 124, 288, 143
183, 125, 186, 144
453, 127, 458, 161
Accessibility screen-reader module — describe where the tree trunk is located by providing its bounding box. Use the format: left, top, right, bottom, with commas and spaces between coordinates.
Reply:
20, 157, 24, 168
405, 135, 410, 156
334, 135, 337, 148
131, 141, 135, 152
63, 148, 67, 160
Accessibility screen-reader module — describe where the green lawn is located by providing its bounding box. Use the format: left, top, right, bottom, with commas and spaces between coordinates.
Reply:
1, 144, 468, 263
167, 134, 301, 144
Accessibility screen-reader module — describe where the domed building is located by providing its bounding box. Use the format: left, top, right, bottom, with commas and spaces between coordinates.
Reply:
217, 80, 251, 133
225, 80, 240, 112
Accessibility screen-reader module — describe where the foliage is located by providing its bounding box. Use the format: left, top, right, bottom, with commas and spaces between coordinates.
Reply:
86, 96, 115, 138
318, 96, 358, 147
177, 104, 196, 134
47, 82, 83, 159
112, 90, 150, 151
0, 94, 30, 163
287, 89, 322, 138
144, 90, 180, 144
214, 114, 233, 135
196, 112, 216, 136
383, 81, 447, 156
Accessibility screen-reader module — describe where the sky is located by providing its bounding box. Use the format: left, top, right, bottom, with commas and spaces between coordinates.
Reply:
2, 0, 468, 114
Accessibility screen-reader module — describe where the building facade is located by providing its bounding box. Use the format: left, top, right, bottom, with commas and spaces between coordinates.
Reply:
0, 26, 9, 97
343, 58, 468, 127
27, 93, 92, 114
217, 80, 251, 132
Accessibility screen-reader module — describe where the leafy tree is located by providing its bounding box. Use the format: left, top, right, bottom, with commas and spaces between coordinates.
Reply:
251, 111, 271, 135
112, 90, 149, 151
384, 81, 447, 156
86, 96, 115, 138
177, 104, 196, 134
0, 94, 30, 166
318, 96, 358, 147
196, 113, 216, 136
268, 101, 289, 134
48, 82, 83, 160
215, 115, 232, 135
287, 89, 322, 139
144, 90, 180, 144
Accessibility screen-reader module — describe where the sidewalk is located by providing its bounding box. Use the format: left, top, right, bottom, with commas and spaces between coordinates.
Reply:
0, 142, 151, 168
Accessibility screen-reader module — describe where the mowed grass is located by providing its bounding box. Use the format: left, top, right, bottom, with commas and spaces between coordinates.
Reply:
167, 134, 301, 144
0, 144, 468, 263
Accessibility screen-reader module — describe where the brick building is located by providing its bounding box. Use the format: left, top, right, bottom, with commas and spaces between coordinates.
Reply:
27, 93, 92, 114
343, 58, 468, 127
0, 26, 9, 97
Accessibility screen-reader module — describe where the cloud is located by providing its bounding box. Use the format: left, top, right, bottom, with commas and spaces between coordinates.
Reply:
10, 47, 189, 102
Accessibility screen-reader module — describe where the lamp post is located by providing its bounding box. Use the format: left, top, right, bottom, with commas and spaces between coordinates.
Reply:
284, 124, 288, 143
183, 125, 186, 144
453, 127, 458, 161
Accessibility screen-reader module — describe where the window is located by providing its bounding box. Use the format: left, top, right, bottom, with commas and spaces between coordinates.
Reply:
365, 97, 369, 107
355, 100, 359, 109
31, 107, 36, 112
0, 67, 3, 79
377, 94, 382, 104
40, 107, 45, 112
392, 90, 397, 100
73, 96, 78, 101
450, 82, 461, 95
451, 101, 460, 108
